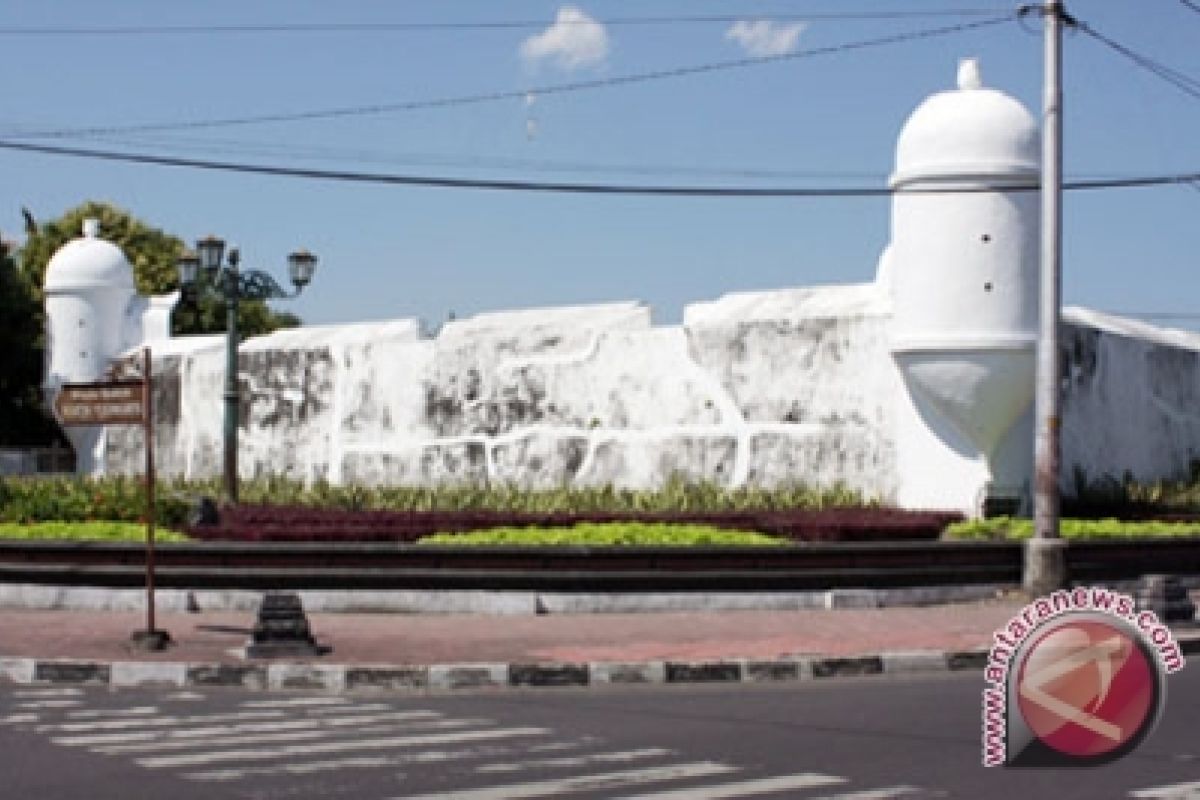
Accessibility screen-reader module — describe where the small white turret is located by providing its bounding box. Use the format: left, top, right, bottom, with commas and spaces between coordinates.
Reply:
887, 59, 1040, 514
43, 219, 137, 474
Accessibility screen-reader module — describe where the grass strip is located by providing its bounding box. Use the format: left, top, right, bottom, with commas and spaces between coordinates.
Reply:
945, 516, 1200, 540
0, 521, 189, 543
418, 522, 787, 547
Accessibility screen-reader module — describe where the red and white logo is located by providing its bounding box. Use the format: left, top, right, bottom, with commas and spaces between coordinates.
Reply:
980, 589, 1181, 768
1015, 617, 1159, 761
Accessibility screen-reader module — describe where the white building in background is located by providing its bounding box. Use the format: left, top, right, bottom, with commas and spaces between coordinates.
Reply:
42, 218, 177, 475
43, 61, 1200, 516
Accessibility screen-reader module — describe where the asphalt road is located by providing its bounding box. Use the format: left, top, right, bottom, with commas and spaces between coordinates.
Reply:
2, 669, 1198, 799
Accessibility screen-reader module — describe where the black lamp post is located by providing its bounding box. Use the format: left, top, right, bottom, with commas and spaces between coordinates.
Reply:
177, 237, 317, 504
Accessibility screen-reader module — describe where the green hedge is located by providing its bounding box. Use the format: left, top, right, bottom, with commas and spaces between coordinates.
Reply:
945, 516, 1200, 540
221, 475, 865, 513
418, 522, 787, 547
0, 521, 188, 543
0, 474, 865, 524
0, 476, 191, 526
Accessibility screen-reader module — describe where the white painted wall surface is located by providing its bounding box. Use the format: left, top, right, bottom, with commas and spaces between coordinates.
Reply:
104, 289, 901, 502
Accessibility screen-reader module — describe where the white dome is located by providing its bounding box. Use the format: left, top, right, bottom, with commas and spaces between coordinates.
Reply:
44, 218, 135, 294
890, 59, 1038, 187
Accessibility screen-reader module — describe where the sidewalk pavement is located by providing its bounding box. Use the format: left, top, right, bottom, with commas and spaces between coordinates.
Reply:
1, 600, 1196, 694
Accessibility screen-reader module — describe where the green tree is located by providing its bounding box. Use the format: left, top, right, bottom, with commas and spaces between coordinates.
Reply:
19, 201, 299, 338
0, 237, 59, 445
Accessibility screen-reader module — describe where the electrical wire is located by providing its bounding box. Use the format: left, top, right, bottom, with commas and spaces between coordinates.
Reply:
0, 9, 1012, 36
3, 137, 1199, 197
5, 14, 1017, 140
1076, 21, 1200, 102
68, 132, 884, 181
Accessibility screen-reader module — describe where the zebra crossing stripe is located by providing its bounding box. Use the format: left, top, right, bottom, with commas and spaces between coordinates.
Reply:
1130, 782, 1200, 798
37, 709, 288, 732
53, 710, 443, 746
302, 703, 396, 715
137, 726, 551, 769
15, 700, 81, 709
93, 718, 490, 754
621, 773, 847, 799
183, 741, 584, 782
67, 706, 159, 719
811, 788, 925, 800
239, 697, 350, 709
0, 714, 38, 725
475, 747, 675, 774
394, 762, 738, 800
12, 688, 82, 698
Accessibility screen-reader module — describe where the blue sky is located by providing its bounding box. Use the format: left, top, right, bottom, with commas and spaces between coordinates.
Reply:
3, 1, 1199, 330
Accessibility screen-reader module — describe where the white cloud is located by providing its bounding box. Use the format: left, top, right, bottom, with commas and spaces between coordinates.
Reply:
520, 6, 609, 71
725, 20, 807, 58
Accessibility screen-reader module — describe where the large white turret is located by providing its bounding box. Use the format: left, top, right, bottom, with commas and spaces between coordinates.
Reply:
43, 219, 138, 474
887, 59, 1040, 514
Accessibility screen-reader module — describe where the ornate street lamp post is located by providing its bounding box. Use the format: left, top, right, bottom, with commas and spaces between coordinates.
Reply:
177, 237, 317, 504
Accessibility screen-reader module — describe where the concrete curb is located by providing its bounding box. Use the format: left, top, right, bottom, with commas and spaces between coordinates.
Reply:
0, 648, 986, 694
0, 583, 1009, 614
6, 630, 1198, 696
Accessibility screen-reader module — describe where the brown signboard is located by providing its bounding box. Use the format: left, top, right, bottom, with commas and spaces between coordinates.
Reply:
55, 380, 146, 426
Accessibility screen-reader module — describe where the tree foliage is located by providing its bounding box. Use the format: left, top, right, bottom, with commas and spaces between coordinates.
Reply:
0, 239, 59, 445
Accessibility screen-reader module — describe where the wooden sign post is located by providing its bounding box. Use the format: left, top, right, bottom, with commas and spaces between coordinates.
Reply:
56, 348, 170, 651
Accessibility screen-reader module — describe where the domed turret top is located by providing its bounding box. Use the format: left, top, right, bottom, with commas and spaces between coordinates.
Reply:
891, 58, 1039, 187
43, 218, 135, 294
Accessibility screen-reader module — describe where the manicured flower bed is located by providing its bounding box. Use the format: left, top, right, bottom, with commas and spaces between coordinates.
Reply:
0, 521, 188, 542
945, 516, 1200, 540
417, 523, 787, 547
186, 505, 961, 543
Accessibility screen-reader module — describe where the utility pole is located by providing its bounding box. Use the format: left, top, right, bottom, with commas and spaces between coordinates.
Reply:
1025, 0, 1070, 596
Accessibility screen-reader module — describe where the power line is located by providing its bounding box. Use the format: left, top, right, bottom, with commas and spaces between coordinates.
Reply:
0, 9, 1011, 36
45, 129, 1178, 184
68, 132, 884, 181
3, 137, 1199, 197
5, 14, 1017, 140
1076, 21, 1200, 102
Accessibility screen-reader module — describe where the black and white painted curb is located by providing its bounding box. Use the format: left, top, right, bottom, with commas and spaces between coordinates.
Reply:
7, 633, 1199, 695
5, 632, 1197, 695
0, 648, 986, 694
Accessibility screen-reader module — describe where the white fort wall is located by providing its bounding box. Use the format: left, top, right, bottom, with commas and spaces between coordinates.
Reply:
98, 291, 1200, 511
1060, 308, 1200, 492
103, 288, 900, 499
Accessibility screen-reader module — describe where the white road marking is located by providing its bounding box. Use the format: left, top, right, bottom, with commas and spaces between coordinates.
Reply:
0, 714, 39, 725
529, 740, 595, 753
476, 748, 675, 774
814, 788, 926, 800
54, 710, 443, 746
622, 773, 848, 799
13, 688, 82, 698
305, 703, 396, 715
164, 692, 206, 702
138, 726, 551, 769
93, 718, 488, 755
37, 709, 287, 733
67, 706, 159, 719
240, 697, 351, 709
15, 700, 81, 709
1131, 782, 1200, 798
395, 762, 737, 800
184, 741, 586, 782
